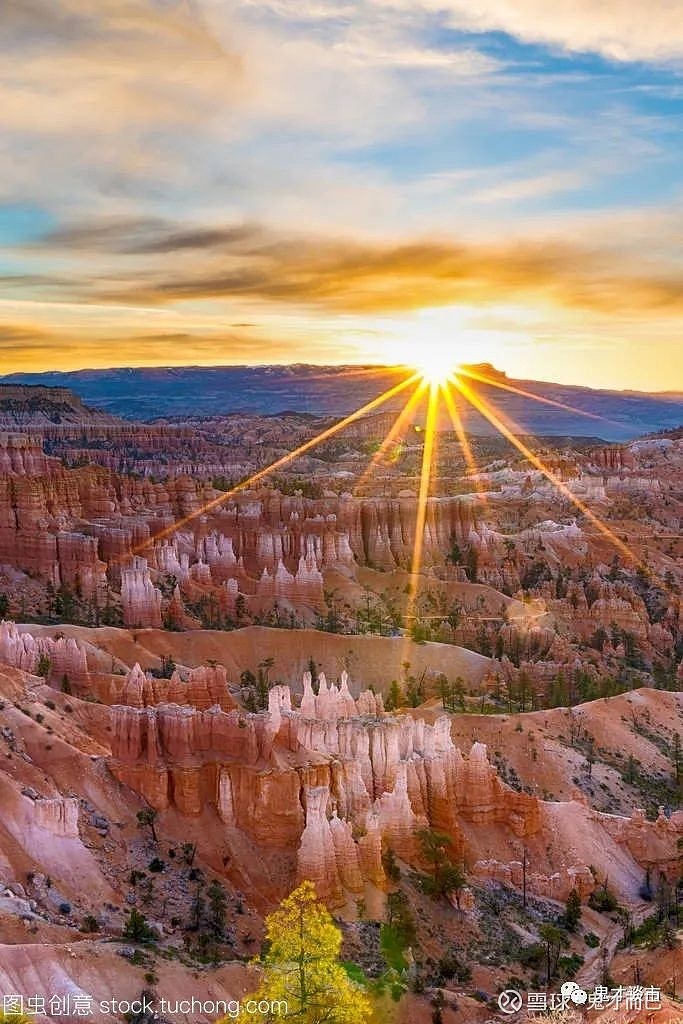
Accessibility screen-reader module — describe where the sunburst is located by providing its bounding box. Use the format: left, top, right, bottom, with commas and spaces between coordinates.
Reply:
127, 352, 644, 636
414, 349, 458, 386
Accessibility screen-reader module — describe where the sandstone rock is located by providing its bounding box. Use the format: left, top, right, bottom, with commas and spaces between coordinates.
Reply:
121, 557, 163, 628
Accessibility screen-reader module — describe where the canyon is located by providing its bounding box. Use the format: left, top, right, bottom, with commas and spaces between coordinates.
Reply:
0, 383, 680, 1023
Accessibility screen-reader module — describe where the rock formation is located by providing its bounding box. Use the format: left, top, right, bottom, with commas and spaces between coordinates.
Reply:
0, 620, 88, 686
120, 557, 163, 628
107, 672, 542, 905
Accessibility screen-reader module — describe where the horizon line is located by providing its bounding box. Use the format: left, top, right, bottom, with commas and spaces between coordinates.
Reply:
2, 361, 683, 398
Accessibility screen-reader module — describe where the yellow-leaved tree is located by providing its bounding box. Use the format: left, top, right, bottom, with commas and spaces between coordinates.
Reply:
228, 880, 372, 1024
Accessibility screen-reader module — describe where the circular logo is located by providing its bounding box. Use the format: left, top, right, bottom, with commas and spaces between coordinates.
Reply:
560, 981, 588, 1005
497, 990, 523, 1015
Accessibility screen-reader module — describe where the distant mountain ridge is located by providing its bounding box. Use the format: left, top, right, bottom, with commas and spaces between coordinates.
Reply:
0, 383, 120, 427
2, 364, 681, 440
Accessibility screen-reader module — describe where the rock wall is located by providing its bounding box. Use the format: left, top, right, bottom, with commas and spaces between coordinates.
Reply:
472, 858, 596, 903
0, 620, 88, 686
107, 674, 541, 905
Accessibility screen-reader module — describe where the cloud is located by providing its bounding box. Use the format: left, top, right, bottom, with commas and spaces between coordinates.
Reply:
415, 0, 683, 63
250, 0, 683, 65
0, 323, 55, 346
42, 219, 264, 254
25, 215, 683, 320
470, 170, 587, 203
331, 31, 499, 75
1, 0, 682, 393
1, 0, 240, 133
0, 0, 242, 212
0, 315, 358, 372
0, 0, 503, 234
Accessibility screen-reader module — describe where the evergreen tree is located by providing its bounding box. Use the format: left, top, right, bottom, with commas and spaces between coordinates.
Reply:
539, 922, 568, 985
386, 679, 404, 711
136, 807, 158, 842
207, 880, 228, 938
123, 907, 155, 942
564, 888, 582, 932
417, 828, 466, 902
225, 881, 371, 1024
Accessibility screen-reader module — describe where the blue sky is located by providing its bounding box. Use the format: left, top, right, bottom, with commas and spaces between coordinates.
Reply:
0, 0, 681, 389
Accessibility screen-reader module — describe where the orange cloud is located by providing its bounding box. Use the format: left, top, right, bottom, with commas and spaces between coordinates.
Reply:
30, 217, 683, 320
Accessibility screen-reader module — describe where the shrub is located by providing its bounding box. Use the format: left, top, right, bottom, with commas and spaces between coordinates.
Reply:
382, 846, 401, 882
588, 885, 619, 913
517, 943, 545, 969
36, 654, 51, 678
558, 953, 584, 979
122, 908, 156, 943
564, 888, 582, 931
437, 954, 472, 983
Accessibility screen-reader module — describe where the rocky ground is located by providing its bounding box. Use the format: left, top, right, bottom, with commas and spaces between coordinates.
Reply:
0, 386, 680, 1023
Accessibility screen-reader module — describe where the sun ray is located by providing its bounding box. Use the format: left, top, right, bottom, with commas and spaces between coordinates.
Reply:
456, 365, 612, 424
451, 373, 638, 564
131, 371, 422, 558
354, 378, 427, 493
306, 364, 412, 382
404, 380, 440, 633
439, 380, 485, 498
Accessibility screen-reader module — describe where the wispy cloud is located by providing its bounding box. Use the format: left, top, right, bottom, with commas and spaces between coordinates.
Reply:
22, 216, 683, 320
2, 0, 240, 132
332, 31, 500, 75
410, 0, 683, 64
470, 170, 587, 203
0, 315, 358, 372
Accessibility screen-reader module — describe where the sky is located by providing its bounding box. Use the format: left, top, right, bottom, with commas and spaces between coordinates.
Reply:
0, 0, 682, 391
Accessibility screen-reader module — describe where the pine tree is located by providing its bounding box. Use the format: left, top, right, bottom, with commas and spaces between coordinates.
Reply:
417, 828, 465, 901
122, 907, 155, 942
539, 922, 568, 985
564, 888, 582, 931
207, 880, 227, 937
673, 732, 681, 795
386, 679, 404, 711
225, 881, 371, 1024
136, 807, 158, 842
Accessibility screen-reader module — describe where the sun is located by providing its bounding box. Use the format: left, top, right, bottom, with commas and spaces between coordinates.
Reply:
414, 345, 458, 385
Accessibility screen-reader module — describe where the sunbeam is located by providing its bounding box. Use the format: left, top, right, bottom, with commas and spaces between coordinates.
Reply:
405, 380, 440, 631
126, 349, 656, 640
438, 380, 485, 497
131, 371, 422, 559
450, 373, 639, 565
354, 378, 427, 494
456, 365, 612, 424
